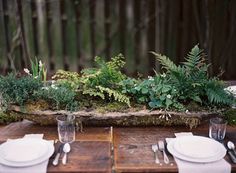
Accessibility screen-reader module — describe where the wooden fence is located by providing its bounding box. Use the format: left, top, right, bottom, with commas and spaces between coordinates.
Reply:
0, 0, 236, 79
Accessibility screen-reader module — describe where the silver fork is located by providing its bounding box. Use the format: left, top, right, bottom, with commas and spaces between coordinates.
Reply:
158, 140, 170, 164
151, 144, 160, 164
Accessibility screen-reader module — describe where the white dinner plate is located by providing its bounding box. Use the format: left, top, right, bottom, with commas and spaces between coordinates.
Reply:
173, 136, 222, 159
167, 136, 226, 163
0, 138, 54, 167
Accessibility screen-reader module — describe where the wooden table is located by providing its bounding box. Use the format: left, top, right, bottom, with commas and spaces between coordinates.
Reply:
1, 120, 236, 173
0, 120, 112, 173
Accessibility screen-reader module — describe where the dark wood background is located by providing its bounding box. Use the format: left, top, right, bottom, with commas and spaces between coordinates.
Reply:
0, 0, 236, 79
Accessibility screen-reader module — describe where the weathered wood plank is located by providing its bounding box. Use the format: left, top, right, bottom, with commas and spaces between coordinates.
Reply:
114, 125, 236, 173
0, 120, 112, 142
0, 120, 112, 173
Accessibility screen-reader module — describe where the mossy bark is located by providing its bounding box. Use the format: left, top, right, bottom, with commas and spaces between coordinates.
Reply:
7, 105, 220, 128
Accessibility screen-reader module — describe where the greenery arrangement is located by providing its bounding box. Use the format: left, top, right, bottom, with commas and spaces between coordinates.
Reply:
0, 45, 235, 125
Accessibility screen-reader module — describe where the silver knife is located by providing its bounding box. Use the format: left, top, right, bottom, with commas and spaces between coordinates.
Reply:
52, 144, 64, 166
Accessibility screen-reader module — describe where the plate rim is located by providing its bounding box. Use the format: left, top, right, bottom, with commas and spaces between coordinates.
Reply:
0, 138, 49, 163
167, 136, 226, 163
0, 138, 54, 167
173, 136, 222, 159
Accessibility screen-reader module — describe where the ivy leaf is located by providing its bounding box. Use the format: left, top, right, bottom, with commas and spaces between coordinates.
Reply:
162, 86, 171, 93
141, 88, 149, 94
165, 98, 173, 108
192, 95, 202, 104
148, 100, 161, 108
138, 97, 146, 103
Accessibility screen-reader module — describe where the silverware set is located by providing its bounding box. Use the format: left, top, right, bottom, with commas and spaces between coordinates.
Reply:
52, 142, 71, 166
151, 140, 170, 165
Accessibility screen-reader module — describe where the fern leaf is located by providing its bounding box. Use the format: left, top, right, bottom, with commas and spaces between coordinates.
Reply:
96, 86, 131, 107
82, 88, 105, 99
206, 79, 233, 105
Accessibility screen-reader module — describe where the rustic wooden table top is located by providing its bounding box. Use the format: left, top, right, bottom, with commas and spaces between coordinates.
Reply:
1, 120, 236, 173
0, 120, 112, 173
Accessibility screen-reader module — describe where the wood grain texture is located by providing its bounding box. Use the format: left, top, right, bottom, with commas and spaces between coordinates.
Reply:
0, 120, 112, 173
0, 120, 111, 142
1, 121, 236, 172
48, 141, 111, 173
113, 125, 236, 173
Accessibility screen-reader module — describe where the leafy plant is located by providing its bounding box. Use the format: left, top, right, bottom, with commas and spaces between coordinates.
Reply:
120, 75, 184, 110
0, 73, 43, 108
96, 86, 130, 107
52, 70, 80, 90
24, 58, 47, 82
34, 83, 78, 111
79, 54, 131, 106
152, 45, 234, 107
80, 54, 126, 88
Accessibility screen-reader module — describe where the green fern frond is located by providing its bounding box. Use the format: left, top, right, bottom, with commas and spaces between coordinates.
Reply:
183, 45, 203, 69
82, 88, 105, 99
182, 45, 209, 78
206, 79, 234, 105
151, 52, 182, 73
96, 86, 131, 107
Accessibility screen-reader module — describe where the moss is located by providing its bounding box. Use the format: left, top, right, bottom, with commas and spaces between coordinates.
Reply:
96, 102, 129, 113
224, 108, 236, 125
25, 100, 50, 112
0, 111, 22, 125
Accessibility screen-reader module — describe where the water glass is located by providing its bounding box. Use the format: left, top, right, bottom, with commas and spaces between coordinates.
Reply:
57, 115, 75, 143
209, 117, 227, 141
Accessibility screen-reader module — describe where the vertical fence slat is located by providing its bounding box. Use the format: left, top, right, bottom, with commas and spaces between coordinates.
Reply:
65, 0, 77, 71
45, 0, 54, 73
36, 0, 48, 63
133, 0, 141, 74
31, 0, 38, 56
60, 0, 69, 70
0, 0, 11, 72
8, 0, 21, 71
74, 0, 82, 71
89, 0, 96, 59
16, 0, 29, 68
104, 0, 111, 60
21, 0, 36, 59
147, 0, 156, 75
119, 0, 126, 56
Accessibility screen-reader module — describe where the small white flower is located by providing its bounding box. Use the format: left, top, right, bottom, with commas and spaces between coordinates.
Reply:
51, 84, 58, 90
167, 94, 171, 99
42, 86, 49, 90
161, 73, 166, 78
39, 60, 43, 68
24, 68, 32, 75
34, 76, 38, 79
185, 110, 189, 113
148, 76, 154, 81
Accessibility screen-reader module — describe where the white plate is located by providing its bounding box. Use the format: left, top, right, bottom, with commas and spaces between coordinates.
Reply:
173, 136, 222, 159
167, 136, 226, 163
0, 138, 54, 167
